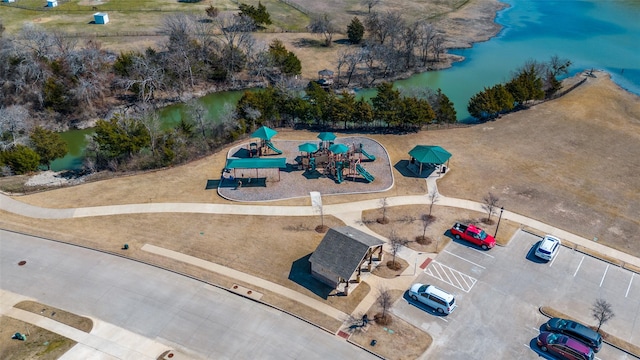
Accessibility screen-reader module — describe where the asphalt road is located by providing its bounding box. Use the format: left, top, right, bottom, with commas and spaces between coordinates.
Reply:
393, 230, 640, 360
0, 230, 378, 360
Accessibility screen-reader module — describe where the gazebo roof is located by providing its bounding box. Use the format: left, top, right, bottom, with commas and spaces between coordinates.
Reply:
408, 145, 452, 164
309, 226, 384, 281
251, 126, 278, 140
318, 69, 334, 76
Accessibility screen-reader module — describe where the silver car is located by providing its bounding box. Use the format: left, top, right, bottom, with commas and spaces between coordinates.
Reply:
535, 235, 561, 261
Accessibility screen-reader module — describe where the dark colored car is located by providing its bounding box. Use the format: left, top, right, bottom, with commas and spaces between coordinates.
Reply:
545, 318, 603, 353
537, 332, 594, 360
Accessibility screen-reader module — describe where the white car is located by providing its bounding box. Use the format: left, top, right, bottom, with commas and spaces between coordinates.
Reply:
535, 235, 561, 261
408, 283, 457, 314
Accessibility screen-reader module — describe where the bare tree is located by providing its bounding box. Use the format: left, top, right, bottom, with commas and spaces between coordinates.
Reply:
365, 11, 404, 46
432, 34, 445, 62
591, 298, 615, 332
360, 0, 380, 14
186, 99, 209, 139
389, 229, 409, 269
482, 192, 500, 223
375, 286, 393, 325
336, 48, 362, 87
307, 14, 337, 47
427, 189, 439, 217
138, 110, 162, 155
214, 13, 255, 74
420, 214, 434, 240
416, 20, 436, 66
0, 105, 31, 149
378, 197, 389, 224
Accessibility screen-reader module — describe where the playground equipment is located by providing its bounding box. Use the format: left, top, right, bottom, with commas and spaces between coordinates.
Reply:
265, 140, 283, 155
356, 164, 375, 182
300, 141, 376, 183
358, 143, 376, 161
335, 161, 344, 183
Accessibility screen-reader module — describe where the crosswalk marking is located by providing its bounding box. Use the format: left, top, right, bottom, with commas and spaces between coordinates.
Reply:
424, 261, 478, 293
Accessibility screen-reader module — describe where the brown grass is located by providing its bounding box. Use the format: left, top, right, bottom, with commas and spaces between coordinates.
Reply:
14, 301, 93, 333
363, 205, 519, 252
539, 306, 640, 357
0, 316, 76, 360
349, 290, 432, 360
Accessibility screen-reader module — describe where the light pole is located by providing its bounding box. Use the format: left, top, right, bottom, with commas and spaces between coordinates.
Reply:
494, 207, 504, 238
414, 252, 424, 276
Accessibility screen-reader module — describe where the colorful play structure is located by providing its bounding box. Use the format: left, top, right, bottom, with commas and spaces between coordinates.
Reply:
298, 132, 376, 184
225, 127, 377, 187
248, 126, 283, 157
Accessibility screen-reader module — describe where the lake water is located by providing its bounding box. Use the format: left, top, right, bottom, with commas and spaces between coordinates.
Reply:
50, 0, 640, 170
393, 0, 640, 121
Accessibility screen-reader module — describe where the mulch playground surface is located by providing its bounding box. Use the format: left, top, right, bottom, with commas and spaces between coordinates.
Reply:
217, 137, 395, 202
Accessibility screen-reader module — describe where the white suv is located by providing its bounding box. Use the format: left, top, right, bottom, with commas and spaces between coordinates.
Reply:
535, 235, 561, 261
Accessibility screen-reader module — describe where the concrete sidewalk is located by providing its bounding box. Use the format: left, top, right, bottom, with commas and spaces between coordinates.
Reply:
0, 290, 169, 360
141, 244, 348, 321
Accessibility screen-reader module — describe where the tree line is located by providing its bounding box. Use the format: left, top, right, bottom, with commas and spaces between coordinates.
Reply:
467, 56, 572, 120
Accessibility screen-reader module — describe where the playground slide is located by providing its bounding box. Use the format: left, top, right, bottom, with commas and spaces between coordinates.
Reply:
336, 161, 344, 184
360, 148, 376, 161
265, 140, 283, 154
356, 164, 375, 183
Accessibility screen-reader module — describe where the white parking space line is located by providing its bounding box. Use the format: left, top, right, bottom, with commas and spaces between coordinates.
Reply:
549, 251, 559, 267
424, 261, 477, 293
627, 273, 635, 298
466, 246, 495, 258
443, 250, 486, 269
574, 256, 584, 277
600, 264, 610, 287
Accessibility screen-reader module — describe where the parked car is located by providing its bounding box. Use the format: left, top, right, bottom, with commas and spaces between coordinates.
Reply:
450, 222, 496, 250
545, 318, 602, 352
408, 283, 457, 314
535, 235, 561, 261
537, 331, 594, 360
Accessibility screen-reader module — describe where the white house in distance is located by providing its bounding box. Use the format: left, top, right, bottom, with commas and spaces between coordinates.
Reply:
47, 0, 58, 7
93, 12, 109, 25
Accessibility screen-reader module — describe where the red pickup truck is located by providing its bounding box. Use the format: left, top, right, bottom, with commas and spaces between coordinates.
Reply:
450, 223, 496, 250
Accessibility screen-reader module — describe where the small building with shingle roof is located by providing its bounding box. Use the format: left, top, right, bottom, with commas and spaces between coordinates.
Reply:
309, 226, 384, 292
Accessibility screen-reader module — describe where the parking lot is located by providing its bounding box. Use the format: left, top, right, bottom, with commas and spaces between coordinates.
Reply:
393, 230, 640, 359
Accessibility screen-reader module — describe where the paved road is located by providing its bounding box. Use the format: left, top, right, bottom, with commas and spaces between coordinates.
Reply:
0, 230, 378, 360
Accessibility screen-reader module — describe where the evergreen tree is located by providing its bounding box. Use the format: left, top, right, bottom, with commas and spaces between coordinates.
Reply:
506, 64, 544, 105
268, 39, 301, 76
372, 83, 403, 127
433, 88, 457, 124
239, 2, 272, 27
2, 145, 40, 174
30, 126, 68, 170
352, 98, 374, 128
347, 17, 365, 44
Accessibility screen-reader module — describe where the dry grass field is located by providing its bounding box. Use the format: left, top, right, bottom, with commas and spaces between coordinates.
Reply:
0, 0, 505, 81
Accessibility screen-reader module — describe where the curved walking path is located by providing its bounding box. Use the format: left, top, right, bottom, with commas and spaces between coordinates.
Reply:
2, 188, 638, 269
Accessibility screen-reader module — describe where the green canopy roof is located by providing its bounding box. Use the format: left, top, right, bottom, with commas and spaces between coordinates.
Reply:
317, 132, 337, 141
298, 142, 318, 153
225, 158, 287, 169
408, 145, 452, 164
329, 143, 349, 154
251, 126, 278, 140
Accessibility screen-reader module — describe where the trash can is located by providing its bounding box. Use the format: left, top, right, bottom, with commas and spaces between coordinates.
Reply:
441, 166, 447, 174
